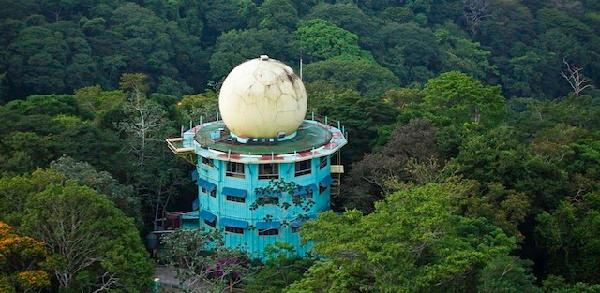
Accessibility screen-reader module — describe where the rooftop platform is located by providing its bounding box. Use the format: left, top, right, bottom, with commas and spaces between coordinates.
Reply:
169, 119, 347, 164
195, 121, 332, 155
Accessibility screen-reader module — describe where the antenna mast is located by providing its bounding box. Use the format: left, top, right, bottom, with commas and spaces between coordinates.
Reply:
299, 51, 303, 80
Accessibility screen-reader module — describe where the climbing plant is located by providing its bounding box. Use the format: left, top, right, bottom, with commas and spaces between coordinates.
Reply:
250, 179, 315, 228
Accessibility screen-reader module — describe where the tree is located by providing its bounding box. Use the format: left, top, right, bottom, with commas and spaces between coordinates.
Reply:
0, 221, 51, 292
159, 229, 251, 292
74, 85, 127, 125
49, 155, 142, 225
435, 25, 497, 81
536, 8, 593, 41
156, 76, 193, 98
375, 22, 443, 85
0, 169, 66, 227
0, 169, 153, 292
477, 1, 535, 56
0, 72, 6, 104
535, 192, 600, 284
0, 131, 51, 174
288, 183, 517, 292
497, 47, 562, 98
109, 4, 177, 78
407, 71, 505, 128
477, 256, 540, 292
449, 126, 568, 211
306, 3, 378, 49
463, 0, 491, 34
341, 119, 441, 212
448, 181, 531, 240
117, 73, 167, 169
306, 81, 398, 163
244, 243, 313, 293
0, 93, 126, 175
209, 28, 297, 81
175, 91, 219, 124
295, 19, 371, 62
561, 59, 593, 96
21, 181, 153, 291
203, 0, 244, 35
304, 56, 398, 97
117, 73, 186, 227
6, 26, 68, 96
542, 275, 600, 292
258, 0, 298, 30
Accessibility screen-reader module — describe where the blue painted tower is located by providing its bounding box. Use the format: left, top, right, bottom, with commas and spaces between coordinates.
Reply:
167, 56, 347, 259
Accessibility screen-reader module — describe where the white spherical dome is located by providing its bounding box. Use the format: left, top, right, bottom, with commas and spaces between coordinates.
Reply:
218, 56, 307, 139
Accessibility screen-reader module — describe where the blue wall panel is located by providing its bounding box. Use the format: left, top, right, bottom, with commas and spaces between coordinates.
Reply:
191, 155, 332, 259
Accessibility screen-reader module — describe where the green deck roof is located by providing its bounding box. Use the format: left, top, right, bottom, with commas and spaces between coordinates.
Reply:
195, 121, 332, 155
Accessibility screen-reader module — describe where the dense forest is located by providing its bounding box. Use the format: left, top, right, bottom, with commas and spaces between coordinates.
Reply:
1, 0, 599, 292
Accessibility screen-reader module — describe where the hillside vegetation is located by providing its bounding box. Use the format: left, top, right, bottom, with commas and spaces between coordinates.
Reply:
1, 0, 599, 292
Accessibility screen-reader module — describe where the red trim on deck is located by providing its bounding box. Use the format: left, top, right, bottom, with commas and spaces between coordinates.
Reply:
259, 154, 285, 160
323, 142, 337, 150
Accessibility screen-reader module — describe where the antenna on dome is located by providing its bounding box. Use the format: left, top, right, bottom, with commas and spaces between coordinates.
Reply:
299, 51, 303, 80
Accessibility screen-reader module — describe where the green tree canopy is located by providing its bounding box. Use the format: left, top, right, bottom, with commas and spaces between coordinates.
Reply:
209, 28, 297, 81
536, 192, 600, 284
258, 0, 298, 30
0, 221, 51, 292
304, 56, 398, 97
160, 228, 251, 292
295, 19, 371, 62
477, 256, 539, 292
0, 169, 153, 292
417, 71, 506, 127
289, 183, 516, 292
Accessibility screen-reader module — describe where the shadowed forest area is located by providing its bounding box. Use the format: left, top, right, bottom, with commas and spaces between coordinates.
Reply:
1, 0, 599, 292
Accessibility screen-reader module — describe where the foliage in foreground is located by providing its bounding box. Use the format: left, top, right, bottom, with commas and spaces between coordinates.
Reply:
159, 228, 251, 293
288, 183, 523, 292
0, 169, 153, 292
0, 221, 50, 292
244, 243, 314, 293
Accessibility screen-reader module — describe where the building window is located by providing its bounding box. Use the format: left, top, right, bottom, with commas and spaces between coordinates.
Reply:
258, 163, 279, 180
294, 160, 311, 177
319, 184, 327, 194
291, 226, 300, 233
226, 162, 245, 178
226, 195, 245, 203
320, 156, 327, 169
202, 187, 216, 198
225, 226, 244, 234
202, 156, 214, 167
257, 197, 279, 205
258, 228, 278, 236
204, 219, 216, 228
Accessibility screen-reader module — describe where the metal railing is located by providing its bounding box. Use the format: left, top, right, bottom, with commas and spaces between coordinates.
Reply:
178, 111, 348, 140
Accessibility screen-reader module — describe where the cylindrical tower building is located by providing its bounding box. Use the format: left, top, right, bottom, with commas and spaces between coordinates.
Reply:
168, 56, 347, 258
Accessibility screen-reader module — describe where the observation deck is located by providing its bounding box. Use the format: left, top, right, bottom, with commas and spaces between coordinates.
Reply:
167, 119, 347, 164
